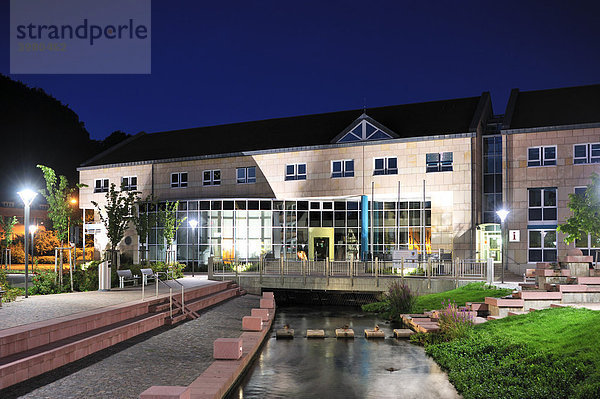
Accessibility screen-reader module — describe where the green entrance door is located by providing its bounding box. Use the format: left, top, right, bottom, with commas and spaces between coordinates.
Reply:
314, 237, 329, 260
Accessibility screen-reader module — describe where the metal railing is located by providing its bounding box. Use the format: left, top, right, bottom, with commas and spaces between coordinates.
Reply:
210, 256, 493, 283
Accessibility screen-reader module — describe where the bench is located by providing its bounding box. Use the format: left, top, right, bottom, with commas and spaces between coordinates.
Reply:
116, 269, 140, 288
140, 268, 156, 285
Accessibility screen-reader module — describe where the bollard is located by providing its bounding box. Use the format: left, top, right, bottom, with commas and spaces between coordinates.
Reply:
401, 258, 405, 284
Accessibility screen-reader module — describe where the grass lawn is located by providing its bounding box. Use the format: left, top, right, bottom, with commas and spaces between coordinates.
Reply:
412, 282, 513, 313
426, 307, 600, 399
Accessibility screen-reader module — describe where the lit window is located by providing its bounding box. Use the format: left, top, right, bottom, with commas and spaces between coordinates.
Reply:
171, 172, 188, 188
528, 146, 556, 167
121, 176, 137, 191
285, 164, 307, 181
237, 167, 256, 184
94, 178, 109, 193
332, 160, 354, 178
528, 188, 557, 221
573, 143, 600, 164
426, 152, 453, 172
373, 157, 397, 175
203, 170, 221, 186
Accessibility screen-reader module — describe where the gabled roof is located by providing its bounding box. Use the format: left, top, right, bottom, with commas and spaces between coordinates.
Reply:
82, 95, 487, 167
503, 84, 600, 130
330, 113, 398, 143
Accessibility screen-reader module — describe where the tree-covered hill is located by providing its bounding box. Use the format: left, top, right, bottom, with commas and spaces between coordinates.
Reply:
0, 74, 130, 202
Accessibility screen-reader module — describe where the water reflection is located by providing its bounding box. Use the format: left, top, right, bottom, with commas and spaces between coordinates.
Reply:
228, 307, 459, 399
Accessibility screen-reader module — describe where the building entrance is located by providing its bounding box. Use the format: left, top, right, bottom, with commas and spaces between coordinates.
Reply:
477, 223, 501, 262
314, 237, 329, 260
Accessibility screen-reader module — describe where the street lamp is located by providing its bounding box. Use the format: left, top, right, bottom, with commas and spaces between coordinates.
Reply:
496, 208, 510, 284
29, 225, 38, 266
189, 219, 198, 277
18, 189, 37, 298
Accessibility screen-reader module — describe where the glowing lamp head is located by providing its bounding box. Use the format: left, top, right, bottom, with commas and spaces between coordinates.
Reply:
70, 198, 77, 205
189, 219, 198, 229
18, 189, 37, 207
496, 209, 510, 223
29, 225, 38, 235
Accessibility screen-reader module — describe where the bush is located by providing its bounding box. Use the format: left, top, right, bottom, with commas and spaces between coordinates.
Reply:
29, 271, 61, 295
387, 281, 417, 320
361, 301, 389, 314
437, 299, 474, 341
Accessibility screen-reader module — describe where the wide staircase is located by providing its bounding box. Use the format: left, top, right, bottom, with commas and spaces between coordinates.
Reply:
0, 281, 245, 391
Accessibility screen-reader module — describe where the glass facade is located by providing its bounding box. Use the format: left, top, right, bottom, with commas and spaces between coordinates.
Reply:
143, 198, 432, 265
482, 136, 502, 223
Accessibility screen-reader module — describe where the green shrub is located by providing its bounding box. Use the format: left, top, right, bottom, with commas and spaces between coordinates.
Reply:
29, 271, 61, 295
361, 301, 389, 314
387, 281, 417, 320
2, 286, 24, 302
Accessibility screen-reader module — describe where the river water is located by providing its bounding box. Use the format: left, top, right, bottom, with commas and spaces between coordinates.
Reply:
228, 306, 460, 399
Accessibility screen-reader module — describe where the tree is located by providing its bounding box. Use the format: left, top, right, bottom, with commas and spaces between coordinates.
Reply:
37, 165, 75, 245
132, 195, 155, 264
158, 201, 186, 264
91, 182, 138, 267
558, 172, 600, 245
34, 229, 61, 255
0, 215, 17, 266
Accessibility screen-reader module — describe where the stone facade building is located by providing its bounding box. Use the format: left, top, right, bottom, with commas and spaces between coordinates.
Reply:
78, 84, 600, 276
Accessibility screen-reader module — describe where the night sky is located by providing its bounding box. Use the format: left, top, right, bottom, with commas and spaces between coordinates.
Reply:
1, 0, 599, 140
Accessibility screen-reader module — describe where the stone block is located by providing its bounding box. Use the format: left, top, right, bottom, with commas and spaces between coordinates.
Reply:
213, 338, 243, 360
364, 329, 385, 338
139, 386, 191, 399
563, 262, 590, 277
306, 329, 325, 338
260, 298, 275, 309
335, 328, 354, 338
559, 256, 593, 263
393, 329, 414, 338
251, 308, 269, 321
577, 277, 600, 285
276, 329, 294, 339
262, 291, 274, 299
242, 316, 262, 331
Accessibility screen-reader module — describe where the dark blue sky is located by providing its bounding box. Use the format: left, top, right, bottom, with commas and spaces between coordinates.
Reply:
1, 0, 599, 140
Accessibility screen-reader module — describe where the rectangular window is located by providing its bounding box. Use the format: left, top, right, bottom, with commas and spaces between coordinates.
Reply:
373, 157, 398, 175
332, 160, 354, 178
121, 176, 137, 191
237, 167, 256, 184
528, 229, 557, 263
574, 143, 600, 164
528, 146, 556, 167
528, 188, 557, 222
171, 172, 188, 188
203, 170, 221, 186
285, 163, 307, 181
94, 178, 109, 193
426, 152, 453, 172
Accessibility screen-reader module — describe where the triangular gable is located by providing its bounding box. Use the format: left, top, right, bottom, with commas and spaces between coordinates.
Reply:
331, 113, 398, 144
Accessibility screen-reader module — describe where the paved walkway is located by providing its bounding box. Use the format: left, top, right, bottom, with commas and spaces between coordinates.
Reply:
1, 294, 260, 399
0, 276, 216, 329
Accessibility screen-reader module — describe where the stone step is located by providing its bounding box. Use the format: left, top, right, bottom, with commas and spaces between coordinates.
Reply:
577, 277, 600, 285
559, 284, 600, 293
507, 311, 528, 316
465, 302, 488, 312
513, 291, 562, 300
519, 283, 538, 290
484, 297, 525, 307
0, 312, 164, 390
165, 312, 187, 326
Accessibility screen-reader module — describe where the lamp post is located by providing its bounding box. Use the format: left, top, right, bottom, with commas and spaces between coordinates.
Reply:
29, 225, 38, 270
189, 219, 198, 277
18, 189, 37, 298
496, 209, 510, 284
